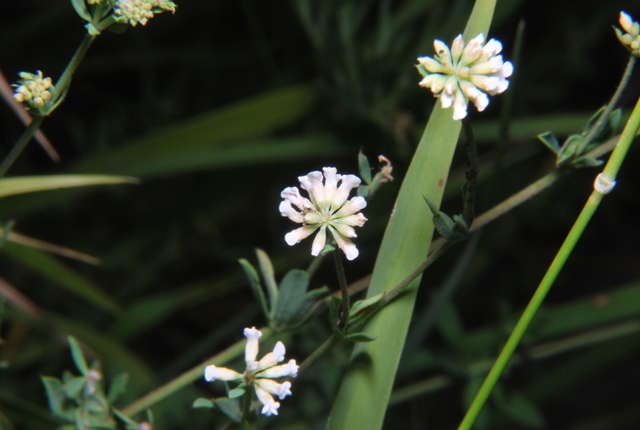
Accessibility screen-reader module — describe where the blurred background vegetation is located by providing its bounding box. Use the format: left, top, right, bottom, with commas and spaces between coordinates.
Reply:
2, 0, 640, 428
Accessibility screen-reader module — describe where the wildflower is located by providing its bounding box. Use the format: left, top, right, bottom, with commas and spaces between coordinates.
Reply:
12, 71, 54, 111
204, 327, 298, 417
280, 167, 367, 261
416, 33, 513, 120
615, 11, 640, 56
113, 0, 177, 27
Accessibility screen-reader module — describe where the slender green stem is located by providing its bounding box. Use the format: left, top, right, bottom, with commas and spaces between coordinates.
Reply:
578, 55, 636, 155
0, 116, 45, 178
333, 251, 350, 329
0, 35, 95, 178
297, 334, 340, 377
459, 77, 640, 430
122, 328, 272, 417
53, 34, 96, 100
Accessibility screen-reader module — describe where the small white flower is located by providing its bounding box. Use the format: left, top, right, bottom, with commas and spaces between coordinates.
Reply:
615, 11, 640, 56
204, 327, 298, 417
416, 33, 513, 120
280, 167, 367, 260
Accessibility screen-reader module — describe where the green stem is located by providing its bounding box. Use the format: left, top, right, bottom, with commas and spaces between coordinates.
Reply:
577, 55, 636, 155
53, 34, 96, 99
0, 116, 45, 178
122, 328, 272, 417
297, 334, 340, 377
0, 35, 95, 178
333, 251, 350, 330
459, 76, 640, 430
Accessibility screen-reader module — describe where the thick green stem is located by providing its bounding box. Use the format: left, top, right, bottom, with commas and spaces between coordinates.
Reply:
459, 75, 640, 430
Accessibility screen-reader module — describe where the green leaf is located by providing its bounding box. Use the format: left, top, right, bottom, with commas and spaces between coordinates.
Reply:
214, 397, 242, 423
273, 269, 310, 330
63, 376, 86, 399
358, 151, 373, 184
42, 376, 74, 420
192, 398, 215, 409
344, 332, 377, 343
70, 0, 91, 22
556, 134, 583, 166
238, 258, 269, 318
228, 387, 245, 399
329, 1, 497, 428
494, 388, 545, 428
0, 175, 138, 199
1, 242, 120, 313
537, 131, 560, 154
256, 248, 278, 317
68, 336, 89, 376
73, 85, 325, 179
571, 156, 604, 169
285, 286, 330, 329
107, 373, 129, 404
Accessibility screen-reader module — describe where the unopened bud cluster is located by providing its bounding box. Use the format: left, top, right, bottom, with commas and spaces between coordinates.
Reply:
13, 71, 55, 112
114, 0, 177, 27
615, 11, 640, 56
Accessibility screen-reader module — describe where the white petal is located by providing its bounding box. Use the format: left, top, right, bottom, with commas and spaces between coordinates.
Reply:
621, 11, 634, 34
244, 327, 262, 365
281, 187, 313, 211
433, 39, 451, 65
331, 222, 357, 239
328, 226, 359, 260
204, 365, 242, 382
472, 92, 489, 111
451, 34, 465, 63
285, 225, 319, 246
255, 379, 292, 400
279, 201, 304, 223
254, 385, 280, 416
260, 359, 299, 379
257, 341, 286, 371
311, 225, 327, 256
418, 56, 445, 73
331, 174, 361, 211
440, 91, 453, 109
322, 167, 340, 205
334, 196, 367, 218
339, 213, 367, 227
500, 61, 513, 78
452, 91, 468, 120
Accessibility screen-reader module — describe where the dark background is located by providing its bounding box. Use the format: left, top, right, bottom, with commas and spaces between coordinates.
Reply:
1, 1, 640, 429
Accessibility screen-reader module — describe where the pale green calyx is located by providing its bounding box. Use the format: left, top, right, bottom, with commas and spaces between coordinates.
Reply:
204, 327, 298, 417
280, 167, 368, 260
12, 71, 55, 113
416, 33, 513, 120
615, 11, 640, 57
113, 0, 177, 27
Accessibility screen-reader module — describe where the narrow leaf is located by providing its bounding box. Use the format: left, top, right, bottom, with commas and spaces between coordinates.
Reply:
0, 175, 138, 199
1, 242, 120, 313
68, 336, 89, 376
238, 259, 269, 318
192, 398, 214, 409
255, 248, 278, 316
70, 0, 91, 21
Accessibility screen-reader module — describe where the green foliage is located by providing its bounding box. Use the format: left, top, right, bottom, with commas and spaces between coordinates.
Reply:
239, 249, 330, 332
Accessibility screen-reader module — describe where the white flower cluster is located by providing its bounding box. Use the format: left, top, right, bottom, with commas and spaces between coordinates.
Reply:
416, 33, 513, 120
204, 327, 298, 417
114, 0, 176, 27
615, 11, 640, 57
12, 71, 54, 110
280, 167, 367, 260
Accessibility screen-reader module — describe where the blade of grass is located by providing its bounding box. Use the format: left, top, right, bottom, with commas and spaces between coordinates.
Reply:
328, 2, 497, 428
